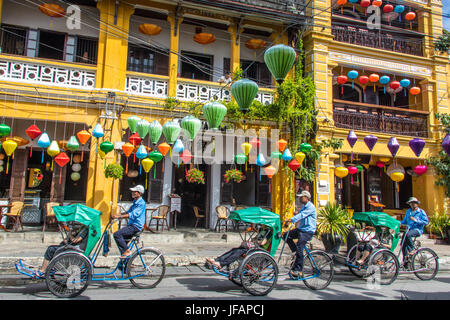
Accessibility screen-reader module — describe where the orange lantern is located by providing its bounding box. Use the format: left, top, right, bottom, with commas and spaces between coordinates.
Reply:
264, 165, 277, 192
122, 142, 135, 174
372, 0, 382, 7
158, 142, 171, 172
194, 33, 216, 47
245, 39, 266, 57
337, 0, 347, 5
405, 12, 416, 30
369, 73, 380, 92
139, 24, 162, 36
277, 139, 288, 152
39, 3, 65, 18
76, 130, 91, 162
410, 86, 421, 104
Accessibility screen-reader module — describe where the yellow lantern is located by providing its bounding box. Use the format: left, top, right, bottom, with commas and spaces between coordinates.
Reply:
142, 158, 154, 189
390, 171, 404, 182
295, 152, 306, 165
97, 145, 106, 160
47, 140, 61, 171
241, 142, 252, 171
335, 166, 349, 179
2, 140, 17, 174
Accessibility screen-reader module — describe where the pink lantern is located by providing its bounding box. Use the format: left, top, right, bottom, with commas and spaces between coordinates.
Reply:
348, 165, 358, 184
376, 161, 385, 176
413, 165, 427, 176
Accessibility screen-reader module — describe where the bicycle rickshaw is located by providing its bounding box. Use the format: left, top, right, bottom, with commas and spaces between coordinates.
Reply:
344, 211, 439, 285
16, 204, 166, 298
208, 207, 334, 296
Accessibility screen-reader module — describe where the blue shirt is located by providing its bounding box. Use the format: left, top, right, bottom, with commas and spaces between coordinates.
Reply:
290, 201, 317, 234
127, 197, 146, 231
401, 207, 429, 235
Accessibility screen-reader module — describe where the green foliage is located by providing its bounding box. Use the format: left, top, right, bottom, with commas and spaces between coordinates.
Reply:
104, 163, 124, 180
163, 97, 179, 110
427, 113, 450, 197
428, 212, 450, 238
317, 202, 352, 242
434, 29, 450, 54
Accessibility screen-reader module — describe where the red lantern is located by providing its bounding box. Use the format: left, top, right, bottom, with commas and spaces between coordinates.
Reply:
337, 75, 348, 94
180, 150, 193, 164
348, 165, 358, 184
54, 152, 70, 184
360, 0, 371, 15
129, 133, 141, 146
413, 165, 427, 176
376, 161, 385, 176
76, 129, 91, 162
372, 0, 382, 7
390, 81, 401, 101
250, 137, 261, 150
358, 75, 369, 93
288, 159, 301, 172
383, 4, 393, 13
25, 124, 42, 157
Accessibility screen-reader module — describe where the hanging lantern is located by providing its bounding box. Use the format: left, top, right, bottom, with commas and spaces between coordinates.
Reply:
250, 137, 261, 150
347, 130, 358, 160
369, 73, 379, 92
136, 119, 150, 140
364, 134, 378, 161
348, 165, 358, 184
299, 143, 312, 153
413, 165, 427, 176
409, 138, 425, 157
256, 153, 266, 181
335, 166, 349, 189
245, 39, 266, 58
99, 141, 114, 156
383, 4, 393, 13
288, 159, 301, 173
122, 142, 134, 174
139, 24, 162, 36
241, 142, 252, 156
173, 139, 184, 154
2, 140, 17, 174
277, 139, 288, 152
347, 70, 358, 89
372, 0, 382, 7
264, 165, 277, 192
47, 140, 61, 171
337, 75, 348, 95
389, 81, 401, 101
141, 158, 154, 189
394, 5, 405, 21
231, 79, 259, 112
162, 121, 181, 145
127, 116, 141, 134
148, 120, 163, 145
38, 132, 51, 164
66, 136, 80, 165
54, 152, 70, 184
193, 32, 216, 45
136, 144, 148, 175
129, 133, 142, 147
410, 86, 421, 104
39, 3, 65, 18
235, 153, 247, 165
387, 163, 405, 176
25, 124, 42, 157
71, 172, 81, 182
264, 44, 296, 84
400, 79, 411, 96
361, 0, 371, 15
180, 150, 193, 165
294, 152, 306, 165
387, 137, 400, 159
442, 134, 450, 156
379, 75, 390, 94
358, 75, 369, 93
271, 151, 282, 161
202, 102, 227, 131
76, 129, 91, 162
0, 124, 11, 138
92, 123, 104, 139
282, 148, 293, 162
405, 11, 416, 29
181, 115, 202, 141
376, 161, 385, 176
158, 142, 171, 173
148, 150, 163, 164
390, 171, 405, 192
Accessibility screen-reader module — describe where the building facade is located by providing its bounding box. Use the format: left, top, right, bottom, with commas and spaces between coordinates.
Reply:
0, 0, 447, 230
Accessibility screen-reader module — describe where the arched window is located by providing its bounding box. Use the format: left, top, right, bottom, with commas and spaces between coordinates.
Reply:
334, 83, 363, 102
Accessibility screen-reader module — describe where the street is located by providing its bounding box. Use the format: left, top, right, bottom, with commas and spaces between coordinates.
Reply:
0, 270, 449, 300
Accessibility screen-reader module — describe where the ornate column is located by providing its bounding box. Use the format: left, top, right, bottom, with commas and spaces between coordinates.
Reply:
167, 10, 183, 98
228, 20, 243, 75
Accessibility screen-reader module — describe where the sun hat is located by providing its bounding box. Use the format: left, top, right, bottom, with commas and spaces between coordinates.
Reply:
296, 190, 311, 199
406, 197, 420, 204
130, 185, 145, 194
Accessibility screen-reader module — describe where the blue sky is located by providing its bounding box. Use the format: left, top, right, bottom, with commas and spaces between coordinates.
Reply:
444, 0, 450, 30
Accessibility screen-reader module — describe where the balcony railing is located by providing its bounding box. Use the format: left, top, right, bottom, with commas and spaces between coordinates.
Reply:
331, 24, 423, 56
333, 99, 429, 138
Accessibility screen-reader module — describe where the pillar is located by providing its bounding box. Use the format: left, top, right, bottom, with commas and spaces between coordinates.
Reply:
228, 22, 242, 75
167, 11, 183, 98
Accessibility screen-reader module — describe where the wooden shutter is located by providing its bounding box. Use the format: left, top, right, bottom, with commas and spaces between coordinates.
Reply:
9, 149, 28, 201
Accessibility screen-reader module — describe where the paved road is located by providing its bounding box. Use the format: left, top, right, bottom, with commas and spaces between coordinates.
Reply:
1, 270, 449, 300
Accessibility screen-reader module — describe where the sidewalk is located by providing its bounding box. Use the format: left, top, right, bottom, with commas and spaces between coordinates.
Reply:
1, 227, 449, 286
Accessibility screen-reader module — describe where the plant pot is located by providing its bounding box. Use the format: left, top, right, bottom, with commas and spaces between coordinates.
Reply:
446, 226, 450, 245
321, 233, 343, 254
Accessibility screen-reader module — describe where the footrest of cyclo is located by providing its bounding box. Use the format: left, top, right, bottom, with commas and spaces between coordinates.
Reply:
15, 259, 41, 278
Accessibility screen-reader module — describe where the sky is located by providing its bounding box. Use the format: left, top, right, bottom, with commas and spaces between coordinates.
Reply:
444, 0, 450, 30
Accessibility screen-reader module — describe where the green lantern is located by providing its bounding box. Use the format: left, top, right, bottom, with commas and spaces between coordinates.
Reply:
356, 164, 363, 183
148, 120, 163, 145
136, 119, 150, 139
0, 124, 11, 137
67, 136, 80, 152
202, 102, 227, 130
99, 141, 114, 155
270, 151, 282, 160
235, 153, 247, 165
148, 150, 163, 178
264, 44, 296, 84
231, 79, 259, 112
181, 115, 202, 141
300, 143, 312, 153
127, 116, 141, 133
162, 121, 181, 145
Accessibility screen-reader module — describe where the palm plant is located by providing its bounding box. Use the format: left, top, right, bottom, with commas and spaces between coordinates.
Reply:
317, 202, 352, 242
428, 212, 450, 239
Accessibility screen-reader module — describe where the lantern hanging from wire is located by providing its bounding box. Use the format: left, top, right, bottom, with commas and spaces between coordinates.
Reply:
400, 79, 411, 96
264, 165, 277, 192
193, 29, 216, 53
256, 153, 266, 181
148, 120, 163, 145
0, 123, 11, 137
394, 5, 405, 22
347, 130, 358, 161
231, 79, 259, 112
405, 11, 416, 30
389, 81, 401, 101
25, 124, 42, 157
158, 142, 171, 172
369, 73, 379, 92
335, 165, 349, 189
181, 116, 202, 142
139, 24, 162, 44
122, 142, 134, 174
141, 158, 154, 189
347, 70, 358, 89
54, 152, 70, 184
358, 75, 369, 93
2, 139, 17, 174
38, 132, 51, 164
47, 140, 61, 171
162, 121, 181, 145
245, 39, 267, 58
379, 75, 390, 94
337, 74, 348, 95
264, 44, 296, 85
409, 138, 425, 158
364, 134, 378, 162
76, 129, 91, 162
39, 3, 65, 27
66, 135, 80, 165
148, 151, 163, 179
127, 116, 141, 134
410, 86, 421, 104
202, 102, 227, 131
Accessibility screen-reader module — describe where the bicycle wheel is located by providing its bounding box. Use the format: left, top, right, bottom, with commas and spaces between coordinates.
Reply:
227, 258, 243, 286
412, 248, 439, 281
347, 245, 369, 279
127, 248, 166, 289
239, 252, 278, 296
367, 249, 399, 285
302, 251, 334, 290
45, 251, 92, 298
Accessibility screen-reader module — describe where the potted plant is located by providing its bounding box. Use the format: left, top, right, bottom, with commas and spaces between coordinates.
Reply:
224, 169, 244, 183
104, 163, 124, 180
428, 212, 449, 244
186, 168, 205, 184
317, 202, 352, 254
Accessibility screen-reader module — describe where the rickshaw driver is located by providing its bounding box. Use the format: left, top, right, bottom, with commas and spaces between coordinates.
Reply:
283, 190, 317, 278
400, 197, 429, 266
112, 185, 147, 259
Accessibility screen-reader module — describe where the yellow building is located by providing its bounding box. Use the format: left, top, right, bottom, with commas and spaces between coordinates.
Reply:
0, 0, 447, 231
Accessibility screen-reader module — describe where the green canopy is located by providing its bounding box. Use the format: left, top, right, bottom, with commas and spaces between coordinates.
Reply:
229, 207, 281, 257
352, 211, 401, 251
53, 204, 102, 257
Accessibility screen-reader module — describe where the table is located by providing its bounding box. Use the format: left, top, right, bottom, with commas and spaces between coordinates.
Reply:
170, 210, 180, 230
0, 204, 13, 232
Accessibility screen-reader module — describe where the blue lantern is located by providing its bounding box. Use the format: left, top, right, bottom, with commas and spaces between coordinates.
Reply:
347, 70, 359, 89
394, 5, 405, 21
92, 123, 104, 139
136, 145, 148, 174
37, 132, 51, 163
400, 79, 411, 96
348, 0, 358, 12
172, 139, 184, 166
379, 75, 390, 93
282, 148, 292, 161
256, 153, 266, 181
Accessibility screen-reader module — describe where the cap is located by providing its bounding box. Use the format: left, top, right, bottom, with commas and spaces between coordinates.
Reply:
297, 190, 311, 199
406, 197, 420, 204
130, 185, 145, 194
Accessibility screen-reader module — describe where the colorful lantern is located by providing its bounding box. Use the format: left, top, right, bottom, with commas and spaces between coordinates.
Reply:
136, 119, 150, 140
256, 153, 266, 181
383, 4, 393, 13
348, 165, 358, 184
39, 3, 65, 18
148, 120, 163, 145
54, 152, 70, 184
376, 161, 385, 176
181, 116, 202, 142
409, 138, 425, 157
337, 75, 348, 95
364, 134, 378, 161
400, 79, 411, 96
277, 139, 288, 152
390, 81, 401, 101
202, 102, 227, 131
173, 139, 185, 154
162, 121, 181, 145
180, 150, 193, 165
92, 123, 104, 139
405, 11, 416, 29
335, 166, 349, 188
295, 152, 306, 165
410, 86, 421, 104
0, 124, 11, 137
264, 165, 277, 192
395, 5, 405, 21
148, 150, 163, 179
361, 0, 371, 15
347, 130, 358, 160
47, 140, 61, 171
369, 73, 379, 92
379, 75, 390, 94
122, 142, 134, 174
99, 141, 114, 156
139, 24, 162, 36
141, 158, 154, 189
387, 137, 400, 159
250, 137, 261, 151
413, 165, 427, 176
264, 44, 296, 84
347, 70, 358, 89
71, 172, 81, 182
372, 0, 382, 7
231, 79, 259, 112
127, 116, 141, 134
136, 144, 148, 174
271, 151, 282, 161
442, 134, 450, 156
2, 140, 17, 174
282, 148, 293, 162
158, 142, 171, 172
245, 39, 266, 57
129, 133, 142, 147
25, 124, 42, 157
300, 143, 312, 153
390, 171, 405, 192
66, 136, 80, 165
38, 132, 51, 164
235, 153, 247, 165
193, 32, 216, 45
359, 75, 369, 93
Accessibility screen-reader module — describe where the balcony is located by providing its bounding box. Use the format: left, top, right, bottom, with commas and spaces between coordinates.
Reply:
333, 99, 429, 138
331, 24, 423, 56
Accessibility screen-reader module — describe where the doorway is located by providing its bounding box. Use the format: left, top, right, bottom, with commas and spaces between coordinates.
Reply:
172, 164, 209, 228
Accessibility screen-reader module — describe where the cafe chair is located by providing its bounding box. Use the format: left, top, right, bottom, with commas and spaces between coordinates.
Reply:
5, 201, 25, 232
193, 206, 205, 229
43, 202, 60, 234
147, 205, 170, 232
214, 205, 230, 232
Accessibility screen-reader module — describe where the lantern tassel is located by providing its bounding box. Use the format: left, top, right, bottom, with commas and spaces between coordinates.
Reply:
154, 167, 156, 179
59, 167, 62, 184
162, 159, 165, 173
70, 153, 73, 165
51, 160, 54, 172
6, 157, 9, 175
81, 150, 84, 162
41, 150, 45, 164
146, 174, 148, 190
126, 158, 129, 174
30, 146, 33, 158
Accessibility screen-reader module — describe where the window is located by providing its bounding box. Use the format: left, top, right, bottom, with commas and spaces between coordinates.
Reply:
64, 152, 89, 201
223, 58, 272, 87
75, 36, 98, 64
38, 30, 66, 60
128, 44, 168, 75
181, 51, 213, 81
0, 25, 27, 56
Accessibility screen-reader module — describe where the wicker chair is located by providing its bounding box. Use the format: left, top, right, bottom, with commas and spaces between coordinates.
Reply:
214, 205, 230, 232
193, 206, 205, 229
5, 201, 25, 232
148, 205, 170, 232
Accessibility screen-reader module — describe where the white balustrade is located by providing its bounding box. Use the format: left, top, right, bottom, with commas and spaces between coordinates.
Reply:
126, 75, 168, 98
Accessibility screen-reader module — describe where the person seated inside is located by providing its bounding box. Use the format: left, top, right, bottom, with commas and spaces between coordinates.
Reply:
354, 235, 380, 266
206, 225, 273, 271
218, 72, 232, 86
37, 221, 89, 277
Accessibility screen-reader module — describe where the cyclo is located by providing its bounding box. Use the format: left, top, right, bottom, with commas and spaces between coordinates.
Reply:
208, 207, 334, 296
344, 211, 439, 284
16, 204, 166, 298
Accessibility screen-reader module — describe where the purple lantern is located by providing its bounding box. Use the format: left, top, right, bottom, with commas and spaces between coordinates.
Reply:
409, 138, 425, 157
442, 134, 450, 156
388, 137, 400, 158
347, 130, 358, 161
364, 134, 378, 162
